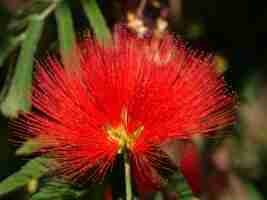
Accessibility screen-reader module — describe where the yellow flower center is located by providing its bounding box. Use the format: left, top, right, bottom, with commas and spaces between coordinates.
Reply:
105, 110, 144, 153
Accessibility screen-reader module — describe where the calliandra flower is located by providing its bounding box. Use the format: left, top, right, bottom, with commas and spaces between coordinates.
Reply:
13, 28, 236, 191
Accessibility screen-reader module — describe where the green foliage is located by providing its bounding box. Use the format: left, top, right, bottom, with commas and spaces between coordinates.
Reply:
0, 0, 52, 66
81, 0, 111, 43
55, 0, 75, 54
0, 0, 59, 117
154, 192, 164, 200
0, 0, 111, 118
0, 34, 25, 67
246, 183, 264, 200
0, 0, 112, 197
0, 17, 44, 118
30, 181, 83, 200
167, 170, 195, 200
55, 0, 78, 69
16, 139, 41, 156
0, 157, 50, 196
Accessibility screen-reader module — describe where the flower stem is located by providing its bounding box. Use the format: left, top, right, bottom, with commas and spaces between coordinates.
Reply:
124, 151, 132, 200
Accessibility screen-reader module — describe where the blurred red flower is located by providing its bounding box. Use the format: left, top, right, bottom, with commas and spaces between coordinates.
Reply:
13, 28, 236, 191
180, 143, 202, 194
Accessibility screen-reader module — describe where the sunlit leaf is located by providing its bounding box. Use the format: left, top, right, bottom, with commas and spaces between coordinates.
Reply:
0, 157, 49, 196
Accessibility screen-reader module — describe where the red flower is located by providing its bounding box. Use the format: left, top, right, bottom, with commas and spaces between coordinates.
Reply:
180, 143, 203, 194
13, 28, 236, 190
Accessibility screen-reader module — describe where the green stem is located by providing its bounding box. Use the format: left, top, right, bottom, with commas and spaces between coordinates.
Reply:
124, 152, 132, 200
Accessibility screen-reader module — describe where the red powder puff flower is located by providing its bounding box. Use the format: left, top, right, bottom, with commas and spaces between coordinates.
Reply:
13, 28, 236, 191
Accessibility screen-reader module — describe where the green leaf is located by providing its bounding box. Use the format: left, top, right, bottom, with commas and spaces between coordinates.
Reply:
246, 183, 263, 200
167, 170, 195, 200
0, 16, 44, 118
55, 1, 75, 56
154, 192, 164, 200
30, 181, 83, 200
0, 34, 25, 67
55, 0, 80, 70
16, 139, 41, 156
81, 0, 111, 43
0, 157, 50, 196
0, 0, 59, 67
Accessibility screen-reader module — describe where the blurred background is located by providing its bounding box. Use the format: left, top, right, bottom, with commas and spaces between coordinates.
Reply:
0, 0, 267, 199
